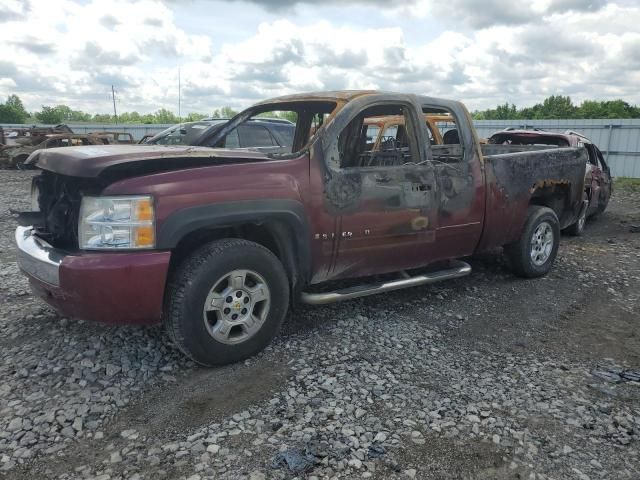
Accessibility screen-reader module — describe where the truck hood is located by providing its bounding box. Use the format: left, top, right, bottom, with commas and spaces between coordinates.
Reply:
27, 144, 269, 178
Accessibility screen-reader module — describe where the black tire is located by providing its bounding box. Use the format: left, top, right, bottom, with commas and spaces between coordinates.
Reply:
14, 155, 30, 170
565, 201, 587, 237
597, 190, 610, 214
165, 239, 289, 366
505, 206, 560, 278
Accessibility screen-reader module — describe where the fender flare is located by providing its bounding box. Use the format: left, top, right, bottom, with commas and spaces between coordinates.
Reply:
157, 199, 311, 283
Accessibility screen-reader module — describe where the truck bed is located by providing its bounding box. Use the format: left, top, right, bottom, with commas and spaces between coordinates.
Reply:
478, 145, 588, 251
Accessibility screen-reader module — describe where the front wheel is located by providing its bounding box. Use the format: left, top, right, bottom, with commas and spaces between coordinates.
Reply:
506, 206, 560, 278
164, 239, 290, 366
14, 155, 30, 170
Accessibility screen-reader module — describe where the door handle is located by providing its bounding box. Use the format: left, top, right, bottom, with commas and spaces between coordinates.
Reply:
374, 174, 391, 183
412, 183, 431, 192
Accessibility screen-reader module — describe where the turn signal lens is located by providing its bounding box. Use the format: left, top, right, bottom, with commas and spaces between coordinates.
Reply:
134, 226, 155, 247
135, 198, 154, 222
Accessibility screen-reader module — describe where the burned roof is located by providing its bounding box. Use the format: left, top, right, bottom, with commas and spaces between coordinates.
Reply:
253, 90, 380, 106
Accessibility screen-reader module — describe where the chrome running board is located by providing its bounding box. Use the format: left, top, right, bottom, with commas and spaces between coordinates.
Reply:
300, 260, 471, 305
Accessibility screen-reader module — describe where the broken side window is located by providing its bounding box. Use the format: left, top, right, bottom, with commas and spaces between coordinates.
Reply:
423, 107, 464, 163
365, 125, 380, 147
338, 105, 417, 169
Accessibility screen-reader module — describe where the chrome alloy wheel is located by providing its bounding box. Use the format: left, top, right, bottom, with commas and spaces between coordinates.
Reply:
202, 269, 271, 345
530, 221, 554, 266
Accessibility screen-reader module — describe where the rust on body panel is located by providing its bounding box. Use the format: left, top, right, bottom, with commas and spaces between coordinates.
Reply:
478, 146, 587, 252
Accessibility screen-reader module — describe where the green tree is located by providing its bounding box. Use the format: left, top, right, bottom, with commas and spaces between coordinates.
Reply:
211, 107, 238, 119
92, 113, 114, 123
34, 105, 93, 124
0, 94, 29, 123
257, 110, 298, 123
35, 106, 65, 124
577, 100, 606, 119
596, 100, 637, 119
118, 112, 142, 123
499, 103, 518, 119
67, 109, 92, 122
185, 112, 208, 122
152, 108, 179, 124
537, 95, 576, 119
473, 95, 640, 120
5, 95, 29, 122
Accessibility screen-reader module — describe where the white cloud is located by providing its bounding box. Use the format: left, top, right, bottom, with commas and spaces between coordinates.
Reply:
0, 0, 638, 115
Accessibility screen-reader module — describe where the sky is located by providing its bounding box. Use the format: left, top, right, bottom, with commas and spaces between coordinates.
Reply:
0, 0, 639, 115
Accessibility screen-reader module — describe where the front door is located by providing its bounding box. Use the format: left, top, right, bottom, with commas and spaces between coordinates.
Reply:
322, 100, 438, 279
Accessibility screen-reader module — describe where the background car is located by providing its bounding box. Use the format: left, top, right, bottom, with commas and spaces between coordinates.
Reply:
89, 131, 135, 144
146, 119, 229, 146
146, 117, 295, 154
0, 133, 103, 169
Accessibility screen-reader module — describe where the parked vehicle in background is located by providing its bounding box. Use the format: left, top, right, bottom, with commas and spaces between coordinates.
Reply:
16, 91, 587, 366
145, 119, 229, 146
488, 129, 612, 235
1, 133, 103, 169
137, 134, 156, 144
90, 132, 135, 145
0, 124, 72, 148
146, 118, 295, 153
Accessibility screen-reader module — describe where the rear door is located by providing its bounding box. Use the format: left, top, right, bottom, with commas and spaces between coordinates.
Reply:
422, 105, 485, 260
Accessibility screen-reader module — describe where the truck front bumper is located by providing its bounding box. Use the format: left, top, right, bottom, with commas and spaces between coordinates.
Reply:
16, 226, 171, 325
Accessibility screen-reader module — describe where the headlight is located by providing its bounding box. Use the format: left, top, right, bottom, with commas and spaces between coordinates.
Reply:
79, 196, 155, 250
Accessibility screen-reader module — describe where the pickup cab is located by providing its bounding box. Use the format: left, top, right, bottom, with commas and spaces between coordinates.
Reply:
16, 91, 587, 366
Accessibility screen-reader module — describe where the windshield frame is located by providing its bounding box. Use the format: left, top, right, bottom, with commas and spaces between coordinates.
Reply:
200, 100, 339, 159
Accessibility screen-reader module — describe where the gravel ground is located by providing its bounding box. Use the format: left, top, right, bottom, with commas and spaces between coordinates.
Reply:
1, 170, 639, 480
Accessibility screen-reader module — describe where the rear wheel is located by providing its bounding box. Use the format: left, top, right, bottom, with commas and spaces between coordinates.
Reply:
506, 206, 560, 278
165, 239, 289, 366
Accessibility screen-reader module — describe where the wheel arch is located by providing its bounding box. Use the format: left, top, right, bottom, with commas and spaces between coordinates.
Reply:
158, 200, 311, 290
528, 181, 575, 229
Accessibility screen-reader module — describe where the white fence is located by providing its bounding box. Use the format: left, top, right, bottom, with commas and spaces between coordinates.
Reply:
3, 119, 640, 177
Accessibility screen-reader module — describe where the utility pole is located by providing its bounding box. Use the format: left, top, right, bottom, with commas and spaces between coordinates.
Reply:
111, 85, 118, 124
178, 68, 181, 121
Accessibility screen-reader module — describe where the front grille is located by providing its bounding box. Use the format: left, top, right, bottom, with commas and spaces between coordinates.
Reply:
32, 172, 99, 249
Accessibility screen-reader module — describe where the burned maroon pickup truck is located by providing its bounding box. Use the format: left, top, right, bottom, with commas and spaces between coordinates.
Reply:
16, 91, 588, 366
